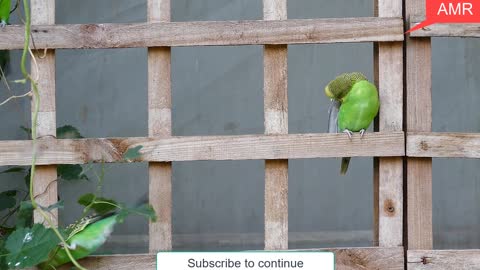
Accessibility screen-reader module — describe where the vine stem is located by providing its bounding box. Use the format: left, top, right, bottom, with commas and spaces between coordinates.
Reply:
21, 1, 86, 269
0, 90, 31, 106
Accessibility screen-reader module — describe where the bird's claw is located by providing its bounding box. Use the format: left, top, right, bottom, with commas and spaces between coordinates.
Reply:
360, 129, 366, 138
343, 129, 353, 140
0, 21, 6, 28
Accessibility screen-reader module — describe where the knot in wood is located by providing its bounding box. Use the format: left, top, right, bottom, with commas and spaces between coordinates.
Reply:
420, 140, 429, 151
81, 24, 101, 34
383, 199, 396, 216
421, 256, 431, 265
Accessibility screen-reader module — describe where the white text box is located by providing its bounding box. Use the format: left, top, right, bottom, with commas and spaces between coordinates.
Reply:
157, 252, 334, 270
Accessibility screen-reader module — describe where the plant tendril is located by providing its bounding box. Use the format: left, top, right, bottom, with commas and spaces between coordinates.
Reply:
21, 0, 87, 269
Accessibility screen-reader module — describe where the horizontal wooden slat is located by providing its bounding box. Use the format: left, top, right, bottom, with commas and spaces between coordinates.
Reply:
299, 247, 404, 270
409, 21, 480, 38
0, 132, 405, 166
56, 247, 403, 270
407, 132, 480, 158
0, 17, 403, 50
57, 255, 155, 270
408, 249, 480, 270
101, 230, 373, 252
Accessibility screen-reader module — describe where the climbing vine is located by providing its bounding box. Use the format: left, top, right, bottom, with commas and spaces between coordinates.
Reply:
0, 1, 156, 269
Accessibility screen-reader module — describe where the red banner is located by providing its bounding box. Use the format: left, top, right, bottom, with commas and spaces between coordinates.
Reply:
406, 0, 480, 33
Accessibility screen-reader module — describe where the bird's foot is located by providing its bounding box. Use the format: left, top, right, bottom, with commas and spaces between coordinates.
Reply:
359, 129, 366, 138
0, 21, 6, 28
343, 129, 353, 140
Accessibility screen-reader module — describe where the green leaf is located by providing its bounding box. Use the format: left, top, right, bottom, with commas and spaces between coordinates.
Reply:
57, 164, 88, 181
77, 193, 95, 207
116, 209, 129, 224
56, 125, 83, 139
0, 238, 8, 270
117, 204, 157, 223
0, 167, 25, 174
15, 202, 33, 228
39, 200, 64, 212
122, 145, 143, 162
78, 193, 118, 215
135, 204, 157, 222
5, 224, 60, 268
91, 199, 118, 215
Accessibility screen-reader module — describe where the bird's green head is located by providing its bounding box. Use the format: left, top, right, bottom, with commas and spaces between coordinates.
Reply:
325, 72, 368, 101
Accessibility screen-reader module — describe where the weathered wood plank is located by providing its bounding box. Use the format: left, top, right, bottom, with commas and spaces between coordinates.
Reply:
31, 0, 57, 225
148, 0, 172, 253
103, 230, 374, 250
376, 0, 404, 248
377, 50, 404, 245
410, 19, 480, 37
56, 247, 403, 270
303, 247, 404, 270
407, 132, 480, 158
405, 16, 432, 130
378, 43, 403, 132
263, 0, 288, 251
408, 250, 480, 270
264, 159, 288, 249
378, 157, 403, 246
0, 17, 404, 50
406, 0, 433, 250
0, 132, 405, 166
57, 255, 156, 270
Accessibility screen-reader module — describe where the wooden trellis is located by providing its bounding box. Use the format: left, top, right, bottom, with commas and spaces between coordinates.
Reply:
3, 0, 478, 269
2, 0, 405, 269
405, 0, 480, 269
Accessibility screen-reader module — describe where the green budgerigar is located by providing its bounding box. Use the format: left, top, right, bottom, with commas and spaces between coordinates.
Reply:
325, 72, 380, 175
38, 213, 119, 270
0, 0, 10, 27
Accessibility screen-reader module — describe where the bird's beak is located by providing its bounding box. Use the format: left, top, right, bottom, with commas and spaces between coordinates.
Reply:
325, 86, 334, 98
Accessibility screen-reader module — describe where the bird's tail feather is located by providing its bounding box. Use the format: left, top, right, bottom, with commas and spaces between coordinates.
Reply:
340, 157, 351, 175
327, 99, 340, 133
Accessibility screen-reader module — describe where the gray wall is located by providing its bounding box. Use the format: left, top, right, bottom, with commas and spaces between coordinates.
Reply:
432, 38, 480, 249
0, 0, 479, 253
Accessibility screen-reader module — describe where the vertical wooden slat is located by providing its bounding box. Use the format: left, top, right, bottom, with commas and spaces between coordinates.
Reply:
406, 0, 433, 250
376, 0, 404, 247
31, 0, 57, 225
148, 0, 172, 252
263, 0, 288, 250
378, 39, 404, 247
